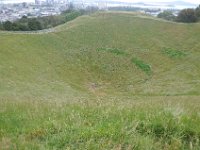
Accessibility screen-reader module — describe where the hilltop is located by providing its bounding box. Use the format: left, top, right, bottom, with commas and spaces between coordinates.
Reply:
1, 12, 200, 149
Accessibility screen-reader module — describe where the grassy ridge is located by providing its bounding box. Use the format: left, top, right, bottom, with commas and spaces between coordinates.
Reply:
0, 12, 200, 149
1, 12, 200, 96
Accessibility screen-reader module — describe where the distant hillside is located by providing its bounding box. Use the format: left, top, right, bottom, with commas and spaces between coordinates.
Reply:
166, 1, 197, 6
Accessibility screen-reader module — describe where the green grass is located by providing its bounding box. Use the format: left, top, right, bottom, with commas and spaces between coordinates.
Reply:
162, 47, 188, 58
0, 11, 200, 149
131, 57, 152, 75
97, 47, 128, 56
1, 97, 200, 149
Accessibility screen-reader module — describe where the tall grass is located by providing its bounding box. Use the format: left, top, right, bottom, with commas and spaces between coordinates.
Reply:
1, 97, 200, 149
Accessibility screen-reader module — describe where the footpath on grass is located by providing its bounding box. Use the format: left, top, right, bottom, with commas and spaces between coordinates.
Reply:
0, 28, 55, 35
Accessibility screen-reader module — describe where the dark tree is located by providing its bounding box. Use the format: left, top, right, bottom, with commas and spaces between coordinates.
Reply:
177, 8, 198, 23
3, 21, 13, 30
196, 5, 200, 19
22, 15, 28, 19
157, 11, 176, 21
28, 19, 42, 30
17, 24, 29, 31
0, 22, 3, 30
11, 23, 20, 31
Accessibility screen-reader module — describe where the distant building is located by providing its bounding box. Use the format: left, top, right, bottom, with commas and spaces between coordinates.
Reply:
35, 0, 40, 5
46, 0, 54, 5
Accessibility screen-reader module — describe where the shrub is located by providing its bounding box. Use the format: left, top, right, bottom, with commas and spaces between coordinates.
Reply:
28, 19, 42, 30
196, 5, 200, 19
162, 48, 187, 58
157, 11, 176, 21
65, 11, 81, 22
97, 47, 127, 56
0, 22, 3, 30
177, 8, 198, 23
131, 58, 151, 75
3, 21, 13, 31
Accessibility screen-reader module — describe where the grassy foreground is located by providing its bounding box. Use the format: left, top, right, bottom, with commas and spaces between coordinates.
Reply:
1, 96, 200, 149
0, 12, 200, 149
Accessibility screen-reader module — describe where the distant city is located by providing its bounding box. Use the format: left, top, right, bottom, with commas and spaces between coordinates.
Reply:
0, 0, 70, 22
0, 0, 198, 22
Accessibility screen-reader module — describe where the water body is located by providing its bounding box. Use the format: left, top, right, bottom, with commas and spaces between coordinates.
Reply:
0, 0, 197, 10
107, 4, 196, 10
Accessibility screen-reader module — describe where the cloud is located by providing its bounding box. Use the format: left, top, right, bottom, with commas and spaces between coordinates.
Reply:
118, 0, 199, 4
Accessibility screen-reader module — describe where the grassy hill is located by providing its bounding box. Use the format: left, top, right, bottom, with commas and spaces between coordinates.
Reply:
1, 12, 200, 149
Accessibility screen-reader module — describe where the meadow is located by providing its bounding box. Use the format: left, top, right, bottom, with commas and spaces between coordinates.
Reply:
0, 12, 200, 149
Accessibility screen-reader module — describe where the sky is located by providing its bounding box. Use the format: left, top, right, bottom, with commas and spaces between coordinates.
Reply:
119, 0, 200, 4
1, 0, 200, 5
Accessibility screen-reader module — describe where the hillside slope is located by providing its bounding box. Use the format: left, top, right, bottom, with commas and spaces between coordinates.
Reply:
1, 12, 200, 149
0, 12, 200, 99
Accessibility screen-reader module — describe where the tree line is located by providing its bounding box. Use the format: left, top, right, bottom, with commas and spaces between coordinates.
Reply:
158, 5, 200, 23
0, 11, 83, 31
0, 5, 99, 31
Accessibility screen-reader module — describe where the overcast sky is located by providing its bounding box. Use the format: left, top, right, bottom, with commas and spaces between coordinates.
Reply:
2, 0, 200, 4
112, 0, 200, 4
